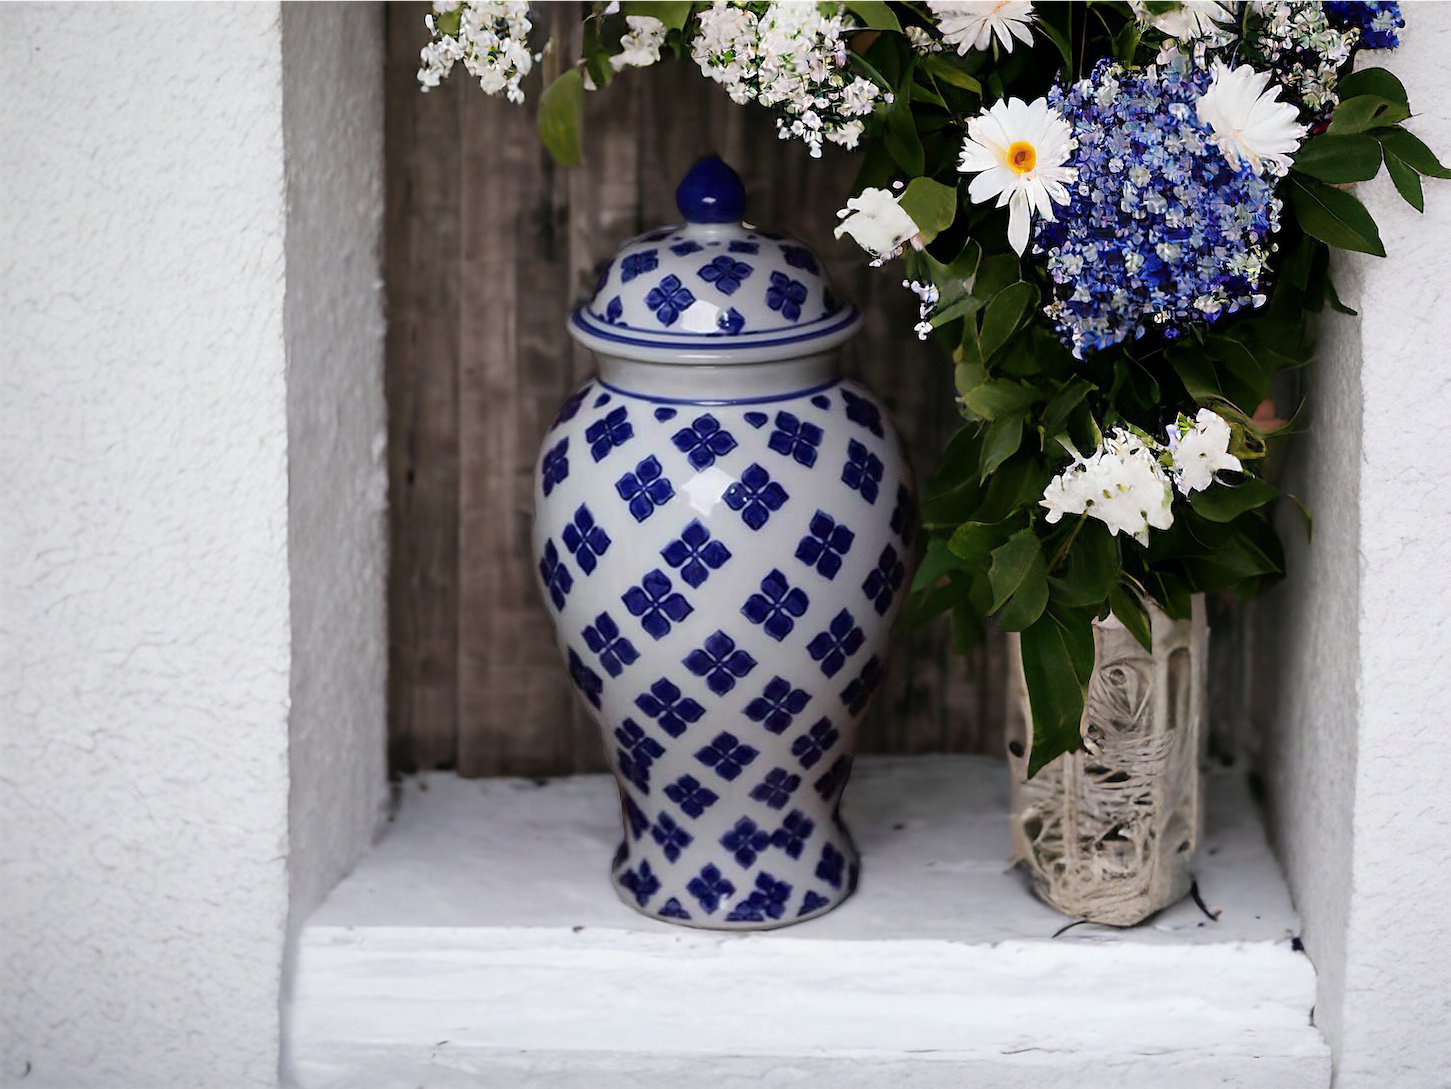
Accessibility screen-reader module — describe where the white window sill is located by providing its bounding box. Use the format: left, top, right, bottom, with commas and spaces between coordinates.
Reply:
288, 755, 1328, 1088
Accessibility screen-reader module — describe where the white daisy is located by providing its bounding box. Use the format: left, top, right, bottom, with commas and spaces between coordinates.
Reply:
1129, 0, 1236, 40
957, 97, 1076, 255
1196, 60, 1308, 177
926, 1, 1036, 55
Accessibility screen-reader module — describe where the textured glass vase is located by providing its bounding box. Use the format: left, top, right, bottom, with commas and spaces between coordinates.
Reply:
1007, 598, 1208, 925
531, 158, 914, 929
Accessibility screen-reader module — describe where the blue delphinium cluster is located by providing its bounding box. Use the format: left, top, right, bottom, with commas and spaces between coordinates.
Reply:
1035, 60, 1283, 359
1325, 1, 1403, 50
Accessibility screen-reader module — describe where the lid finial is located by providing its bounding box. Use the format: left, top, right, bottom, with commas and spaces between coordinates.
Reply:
676, 156, 745, 225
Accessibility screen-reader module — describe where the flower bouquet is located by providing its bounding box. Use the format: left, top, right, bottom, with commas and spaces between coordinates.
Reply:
420, 1, 1446, 917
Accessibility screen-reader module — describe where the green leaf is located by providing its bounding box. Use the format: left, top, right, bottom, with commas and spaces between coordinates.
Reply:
433, 7, 461, 36
1108, 583, 1153, 653
1376, 127, 1451, 179
1188, 476, 1281, 522
1385, 153, 1425, 212
1020, 610, 1090, 775
1328, 94, 1410, 136
845, 1, 902, 32
1036, 6, 1073, 70
978, 281, 1039, 362
1292, 134, 1383, 184
538, 69, 584, 167
947, 521, 1000, 568
989, 529, 1046, 615
620, 1, 693, 30
1337, 67, 1409, 110
987, 528, 1042, 612
1040, 376, 1095, 441
921, 54, 982, 93
912, 536, 964, 593
896, 177, 958, 243
963, 379, 1037, 420
885, 68, 925, 175
1049, 521, 1117, 608
981, 413, 1025, 478
1169, 351, 1223, 405
1288, 177, 1385, 257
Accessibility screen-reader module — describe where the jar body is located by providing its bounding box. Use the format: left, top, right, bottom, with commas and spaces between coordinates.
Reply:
532, 357, 913, 929
1006, 599, 1208, 926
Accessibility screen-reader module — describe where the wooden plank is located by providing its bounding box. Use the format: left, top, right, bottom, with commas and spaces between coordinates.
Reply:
386, 21, 1004, 775
384, 1, 461, 772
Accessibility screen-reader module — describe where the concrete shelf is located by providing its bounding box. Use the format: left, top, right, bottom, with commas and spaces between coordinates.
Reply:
289, 755, 1327, 1088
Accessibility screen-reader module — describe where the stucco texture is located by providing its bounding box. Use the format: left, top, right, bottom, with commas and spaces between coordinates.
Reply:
1, 4, 387, 1087
1263, 10, 1451, 1086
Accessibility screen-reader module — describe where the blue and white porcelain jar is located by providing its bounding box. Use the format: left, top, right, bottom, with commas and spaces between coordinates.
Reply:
533, 157, 914, 929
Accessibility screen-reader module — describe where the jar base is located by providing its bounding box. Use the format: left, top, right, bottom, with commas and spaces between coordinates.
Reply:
609, 866, 858, 930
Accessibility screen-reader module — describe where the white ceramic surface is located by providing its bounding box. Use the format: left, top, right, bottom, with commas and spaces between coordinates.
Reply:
532, 158, 914, 929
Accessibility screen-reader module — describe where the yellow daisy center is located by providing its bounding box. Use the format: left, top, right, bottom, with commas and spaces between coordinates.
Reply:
1007, 141, 1037, 175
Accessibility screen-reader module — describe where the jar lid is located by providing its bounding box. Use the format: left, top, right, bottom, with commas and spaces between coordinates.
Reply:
569, 157, 861, 364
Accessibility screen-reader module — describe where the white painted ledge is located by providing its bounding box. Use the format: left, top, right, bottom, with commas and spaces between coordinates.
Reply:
288, 756, 1328, 1088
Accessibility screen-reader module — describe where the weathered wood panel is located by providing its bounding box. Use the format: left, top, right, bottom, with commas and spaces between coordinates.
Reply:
385, 2, 1006, 776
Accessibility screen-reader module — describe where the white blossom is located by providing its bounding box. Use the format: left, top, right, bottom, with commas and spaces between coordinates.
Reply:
958, 96, 1077, 255
1041, 429, 1175, 546
419, 1, 535, 103
834, 187, 922, 262
611, 15, 668, 71
1166, 408, 1243, 495
904, 279, 940, 340
692, 1, 885, 158
1129, 0, 1237, 41
927, 1, 1037, 54
1196, 60, 1308, 177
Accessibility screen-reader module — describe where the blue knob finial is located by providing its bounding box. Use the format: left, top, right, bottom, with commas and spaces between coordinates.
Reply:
676, 156, 745, 224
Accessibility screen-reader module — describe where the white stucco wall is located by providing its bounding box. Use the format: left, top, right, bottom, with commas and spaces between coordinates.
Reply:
0, 4, 387, 1087
1265, 11, 1451, 1086
280, 2, 389, 936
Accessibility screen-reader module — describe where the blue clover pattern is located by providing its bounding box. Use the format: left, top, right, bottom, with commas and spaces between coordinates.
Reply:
795, 511, 855, 580
645, 275, 696, 326
720, 817, 771, 867
536, 380, 913, 928
717, 307, 746, 334
862, 545, 905, 615
661, 520, 731, 588
615, 719, 665, 791
722, 464, 788, 531
651, 813, 694, 862
780, 244, 819, 274
552, 385, 590, 426
698, 255, 753, 295
541, 438, 569, 495
670, 240, 703, 256
634, 677, 704, 739
745, 676, 811, 735
620, 250, 659, 283
741, 568, 809, 642
806, 609, 865, 678
695, 731, 760, 782
767, 411, 823, 467
771, 810, 816, 859
725, 872, 793, 922
615, 456, 674, 522
562, 503, 611, 575
750, 768, 802, 812
538, 539, 573, 611
791, 718, 841, 770
841, 389, 884, 436
604, 296, 624, 324
622, 569, 693, 640
765, 271, 808, 322
666, 774, 719, 819
687, 864, 735, 914
729, 240, 759, 254
842, 440, 885, 503
684, 631, 757, 696
583, 611, 639, 678
586, 406, 634, 462
671, 414, 739, 470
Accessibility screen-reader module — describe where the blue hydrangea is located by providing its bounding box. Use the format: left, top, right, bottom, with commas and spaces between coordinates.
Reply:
1326, 1, 1403, 50
1036, 60, 1283, 358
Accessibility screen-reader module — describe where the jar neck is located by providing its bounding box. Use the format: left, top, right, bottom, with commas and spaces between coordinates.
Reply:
596, 351, 838, 404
